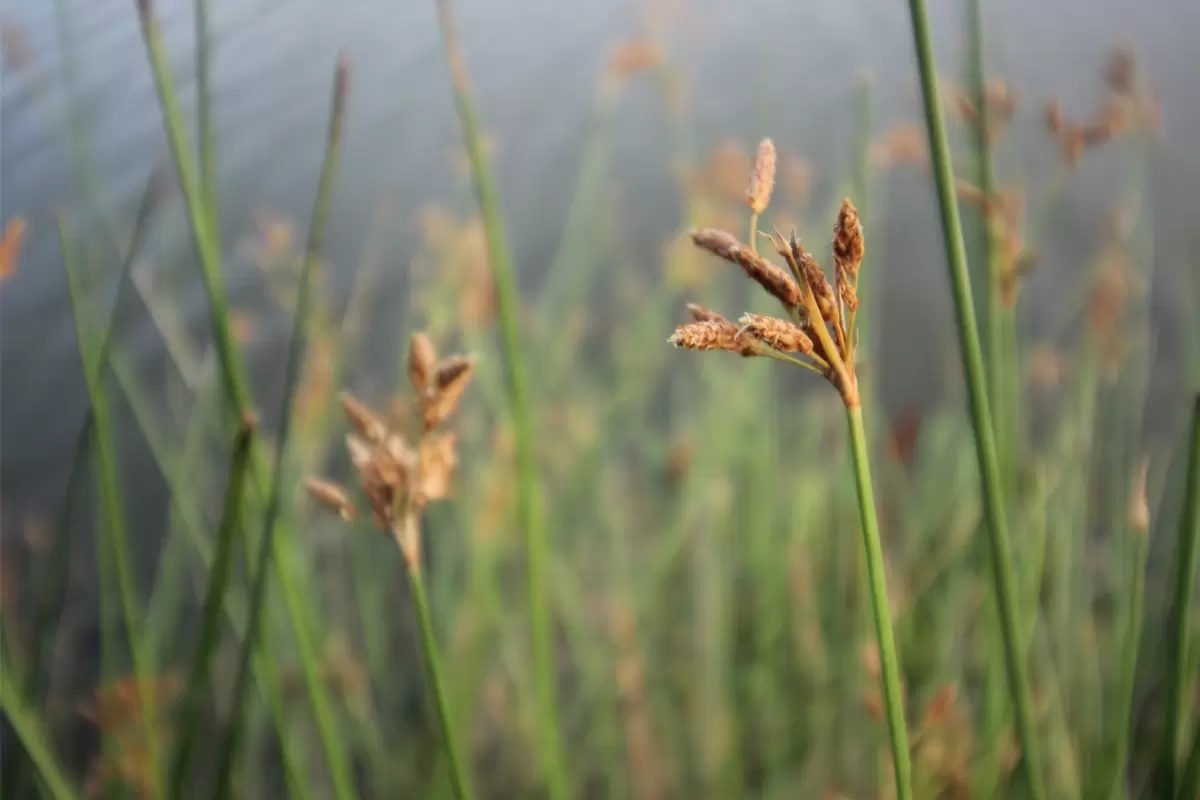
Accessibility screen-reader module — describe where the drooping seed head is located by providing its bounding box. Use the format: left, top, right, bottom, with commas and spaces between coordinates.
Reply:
668, 319, 758, 357
737, 313, 814, 354
340, 392, 387, 444
789, 234, 837, 323
690, 228, 802, 308
686, 303, 727, 323
304, 478, 357, 521
745, 137, 777, 214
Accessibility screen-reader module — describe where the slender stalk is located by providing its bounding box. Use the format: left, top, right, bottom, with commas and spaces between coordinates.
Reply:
0, 645, 79, 800
845, 404, 913, 800
213, 59, 352, 800
168, 419, 256, 799
1180, 723, 1200, 800
403, 541, 475, 800
58, 214, 163, 797
1156, 395, 1200, 797
431, 3, 566, 797
1109, 528, 1148, 798
193, 0, 219, 238
901, 2, 1046, 796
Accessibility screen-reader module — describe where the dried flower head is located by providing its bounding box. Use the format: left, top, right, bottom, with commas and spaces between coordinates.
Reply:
423, 355, 475, 430
341, 392, 387, 443
745, 137, 777, 215
737, 313, 813, 354
408, 331, 437, 393
690, 228, 802, 308
668, 319, 757, 356
832, 198, 865, 312
304, 478, 357, 521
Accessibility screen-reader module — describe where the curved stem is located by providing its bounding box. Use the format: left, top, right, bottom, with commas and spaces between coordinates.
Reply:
902, 2, 1046, 796
845, 404, 913, 800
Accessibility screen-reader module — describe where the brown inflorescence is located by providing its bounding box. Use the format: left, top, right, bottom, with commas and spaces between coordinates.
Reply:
745, 138, 777, 215
737, 313, 813, 354
833, 198, 865, 313
690, 228, 803, 308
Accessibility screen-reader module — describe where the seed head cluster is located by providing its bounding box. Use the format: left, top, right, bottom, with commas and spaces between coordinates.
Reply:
306, 332, 474, 569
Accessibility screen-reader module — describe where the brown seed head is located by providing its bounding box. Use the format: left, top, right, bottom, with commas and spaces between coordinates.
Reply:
833, 198, 865, 312
423, 356, 475, 430
790, 234, 837, 323
304, 478, 357, 521
686, 303, 726, 323
690, 228, 802, 308
416, 433, 459, 505
737, 313, 813, 354
408, 332, 437, 393
340, 392, 387, 443
668, 319, 757, 356
745, 137, 777, 214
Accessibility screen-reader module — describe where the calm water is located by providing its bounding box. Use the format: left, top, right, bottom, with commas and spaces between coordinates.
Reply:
2, 0, 1198, 520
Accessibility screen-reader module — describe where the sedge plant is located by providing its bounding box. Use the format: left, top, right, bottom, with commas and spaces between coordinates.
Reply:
306, 333, 479, 800
667, 144, 913, 800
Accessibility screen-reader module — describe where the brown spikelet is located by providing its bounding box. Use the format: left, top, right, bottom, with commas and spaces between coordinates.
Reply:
341, 392, 387, 443
745, 137, 777, 214
833, 198, 865, 312
789, 234, 838, 323
416, 433, 459, 505
423, 356, 475, 430
737, 313, 813, 354
304, 478, 357, 521
408, 332, 437, 393
690, 228, 802, 308
668, 319, 757, 357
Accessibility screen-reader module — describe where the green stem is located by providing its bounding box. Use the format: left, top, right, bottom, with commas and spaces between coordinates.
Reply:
432, 3, 566, 797
1109, 529, 1148, 799
0, 645, 79, 800
213, 59, 352, 800
168, 419, 256, 798
902, 2, 1047, 797
845, 404, 913, 800
404, 551, 475, 800
59, 214, 163, 798
1157, 395, 1200, 797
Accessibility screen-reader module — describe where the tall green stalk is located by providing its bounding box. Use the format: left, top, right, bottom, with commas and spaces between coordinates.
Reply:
213, 59, 352, 800
0, 645, 79, 800
431, 2, 566, 797
1109, 526, 1148, 798
902, 2, 1046, 797
845, 404, 913, 800
405, 556, 475, 800
1156, 395, 1200, 797
168, 419, 256, 798
59, 215, 163, 797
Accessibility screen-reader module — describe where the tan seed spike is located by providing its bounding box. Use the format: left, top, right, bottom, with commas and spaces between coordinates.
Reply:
408, 332, 437, 393
304, 478, 357, 521
690, 228, 802, 308
789, 234, 837, 323
745, 138, 777, 214
833, 198, 865, 312
424, 356, 476, 430
737, 313, 814, 354
668, 320, 757, 357
686, 303, 727, 323
340, 392, 387, 443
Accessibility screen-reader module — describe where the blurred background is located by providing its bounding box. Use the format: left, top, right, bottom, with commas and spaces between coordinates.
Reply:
1, 0, 1198, 797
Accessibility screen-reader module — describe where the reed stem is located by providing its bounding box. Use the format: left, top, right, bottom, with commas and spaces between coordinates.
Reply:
902, 2, 1046, 796
1109, 527, 1148, 799
403, 544, 475, 800
1156, 394, 1200, 797
0, 645, 79, 800
845, 404, 913, 800
432, 2, 566, 797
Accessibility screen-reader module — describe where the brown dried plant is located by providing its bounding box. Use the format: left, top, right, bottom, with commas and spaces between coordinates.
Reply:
670, 194, 867, 408
305, 331, 474, 570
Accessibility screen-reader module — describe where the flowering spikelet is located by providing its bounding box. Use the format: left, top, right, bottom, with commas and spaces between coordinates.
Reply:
423, 355, 475, 430
745, 137, 776, 214
341, 392, 387, 443
408, 331, 437, 393
668, 319, 757, 356
832, 198, 865, 312
686, 303, 726, 323
789, 234, 838, 324
738, 313, 813, 354
304, 478, 357, 521
691, 228, 802, 308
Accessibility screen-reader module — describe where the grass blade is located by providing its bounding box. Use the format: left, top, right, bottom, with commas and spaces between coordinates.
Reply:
212, 59, 353, 800
0, 645, 80, 800
167, 417, 257, 798
1156, 394, 1200, 796
432, 3, 567, 796
900, 1, 1046, 796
